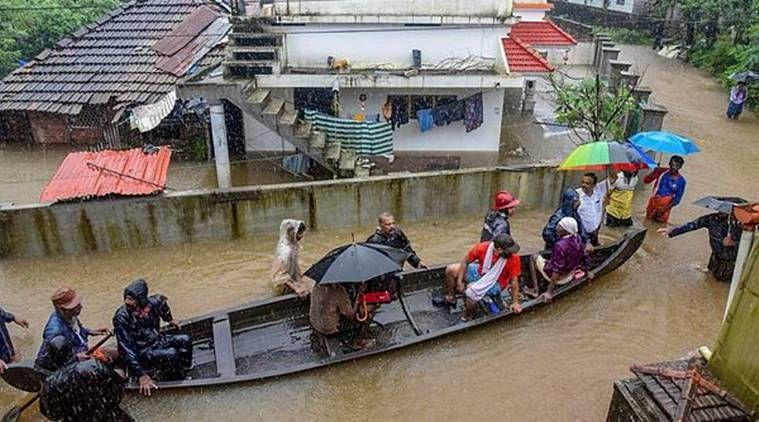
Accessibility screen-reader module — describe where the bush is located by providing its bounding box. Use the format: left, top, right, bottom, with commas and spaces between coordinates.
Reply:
593, 26, 654, 46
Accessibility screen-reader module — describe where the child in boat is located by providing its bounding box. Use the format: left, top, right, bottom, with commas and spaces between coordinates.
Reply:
535, 217, 591, 301
272, 219, 315, 297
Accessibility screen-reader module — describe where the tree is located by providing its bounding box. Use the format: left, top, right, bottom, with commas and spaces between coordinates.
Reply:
548, 74, 637, 144
0, 0, 122, 76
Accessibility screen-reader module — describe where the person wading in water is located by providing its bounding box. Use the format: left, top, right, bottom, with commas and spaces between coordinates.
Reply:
272, 219, 315, 297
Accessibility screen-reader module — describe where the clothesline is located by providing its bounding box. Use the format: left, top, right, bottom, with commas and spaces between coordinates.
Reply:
415, 92, 484, 134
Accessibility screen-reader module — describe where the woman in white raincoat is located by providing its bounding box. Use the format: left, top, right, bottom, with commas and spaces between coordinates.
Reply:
272, 219, 315, 297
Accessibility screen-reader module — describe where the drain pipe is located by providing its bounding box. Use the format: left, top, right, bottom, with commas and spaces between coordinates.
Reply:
723, 228, 756, 322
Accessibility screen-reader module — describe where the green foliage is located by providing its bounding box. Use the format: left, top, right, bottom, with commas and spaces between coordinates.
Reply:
190, 137, 208, 162
550, 76, 638, 144
592, 26, 654, 46
0, 0, 122, 76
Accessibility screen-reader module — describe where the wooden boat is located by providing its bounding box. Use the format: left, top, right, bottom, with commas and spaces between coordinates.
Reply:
1, 228, 645, 393
122, 227, 646, 391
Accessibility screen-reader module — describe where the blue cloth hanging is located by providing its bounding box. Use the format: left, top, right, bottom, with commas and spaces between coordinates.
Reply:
417, 108, 434, 132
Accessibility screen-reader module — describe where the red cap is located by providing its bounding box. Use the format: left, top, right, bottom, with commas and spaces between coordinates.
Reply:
492, 191, 520, 210
51, 287, 82, 310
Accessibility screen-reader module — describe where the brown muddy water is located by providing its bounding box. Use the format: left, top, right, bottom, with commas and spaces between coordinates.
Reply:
0, 46, 757, 420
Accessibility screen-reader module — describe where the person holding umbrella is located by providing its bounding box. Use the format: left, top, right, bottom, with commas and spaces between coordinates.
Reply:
644, 155, 686, 223
658, 197, 746, 282
726, 81, 748, 120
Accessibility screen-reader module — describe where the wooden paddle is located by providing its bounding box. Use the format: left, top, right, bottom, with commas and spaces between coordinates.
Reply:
2, 333, 114, 422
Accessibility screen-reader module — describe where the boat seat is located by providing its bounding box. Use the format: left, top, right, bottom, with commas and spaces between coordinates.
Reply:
212, 316, 237, 378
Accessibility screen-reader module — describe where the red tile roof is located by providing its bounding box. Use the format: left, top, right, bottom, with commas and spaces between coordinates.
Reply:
509, 20, 578, 46
40, 147, 172, 203
502, 36, 555, 73
513, 2, 555, 10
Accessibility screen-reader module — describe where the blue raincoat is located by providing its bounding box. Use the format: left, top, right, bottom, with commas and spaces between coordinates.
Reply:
542, 189, 590, 250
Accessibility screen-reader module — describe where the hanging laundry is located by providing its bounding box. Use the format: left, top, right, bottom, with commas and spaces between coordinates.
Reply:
464, 93, 483, 133
304, 109, 394, 156
432, 100, 464, 126
390, 96, 410, 130
417, 109, 434, 132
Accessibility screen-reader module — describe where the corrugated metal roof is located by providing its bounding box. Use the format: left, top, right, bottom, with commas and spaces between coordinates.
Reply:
39, 147, 172, 203
502, 36, 555, 73
509, 20, 578, 46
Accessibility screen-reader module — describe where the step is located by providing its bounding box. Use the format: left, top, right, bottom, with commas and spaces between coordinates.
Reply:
229, 32, 280, 47
224, 62, 275, 77
246, 89, 270, 113
293, 120, 312, 140
228, 46, 277, 53
279, 109, 298, 127
225, 60, 278, 67
261, 97, 284, 126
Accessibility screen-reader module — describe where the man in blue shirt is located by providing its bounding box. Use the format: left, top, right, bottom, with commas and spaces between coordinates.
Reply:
0, 306, 28, 373
35, 288, 110, 371
645, 155, 686, 223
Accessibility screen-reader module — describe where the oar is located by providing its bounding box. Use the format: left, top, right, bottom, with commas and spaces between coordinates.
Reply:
1, 333, 114, 422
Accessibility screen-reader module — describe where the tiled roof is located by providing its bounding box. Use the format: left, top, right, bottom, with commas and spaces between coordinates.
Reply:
0, 0, 230, 116
509, 20, 578, 46
502, 36, 555, 73
513, 2, 555, 10
40, 146, 172, 203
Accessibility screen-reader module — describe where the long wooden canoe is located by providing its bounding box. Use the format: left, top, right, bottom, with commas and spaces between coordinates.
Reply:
115, 227, 645, 391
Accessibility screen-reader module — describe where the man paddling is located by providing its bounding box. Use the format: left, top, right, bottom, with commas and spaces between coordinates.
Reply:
113, 278, 192, 395
36, 287, 110, 369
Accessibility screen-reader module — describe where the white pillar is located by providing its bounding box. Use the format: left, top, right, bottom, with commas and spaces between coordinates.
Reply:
210, 103, 231, 189
724, 229, 756, 321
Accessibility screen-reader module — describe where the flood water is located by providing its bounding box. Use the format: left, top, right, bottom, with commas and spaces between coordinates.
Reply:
0, 46, 758, 420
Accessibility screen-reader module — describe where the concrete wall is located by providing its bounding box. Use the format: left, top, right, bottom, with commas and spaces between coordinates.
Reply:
278, 25, 508, 70
0, 165, 566, 258
560, 0, 638, 15
270, 0, 511, 18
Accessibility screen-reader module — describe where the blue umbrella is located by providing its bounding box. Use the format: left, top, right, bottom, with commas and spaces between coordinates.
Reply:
629, 131, 700, 155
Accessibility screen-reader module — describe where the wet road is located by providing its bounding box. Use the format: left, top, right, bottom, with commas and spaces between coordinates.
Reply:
0, 46, 758, 420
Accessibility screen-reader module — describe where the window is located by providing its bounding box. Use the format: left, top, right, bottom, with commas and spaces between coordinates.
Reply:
386, 95, 458, 119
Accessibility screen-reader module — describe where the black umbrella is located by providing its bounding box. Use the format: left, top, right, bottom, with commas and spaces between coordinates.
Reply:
730, 71, 759, 84
693, 196, 748, 214
305, 243, 409, 284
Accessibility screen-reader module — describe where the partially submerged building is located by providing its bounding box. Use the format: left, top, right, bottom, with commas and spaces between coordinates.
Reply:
0, 0, 231, 152
180, 0, 571, 185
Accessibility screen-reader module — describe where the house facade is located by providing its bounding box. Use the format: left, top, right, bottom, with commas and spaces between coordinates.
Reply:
181, 0, 564, 183
0, 0, 230, 154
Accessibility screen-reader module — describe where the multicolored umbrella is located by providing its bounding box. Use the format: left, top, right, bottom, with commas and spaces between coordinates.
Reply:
559, 141, 656, 172
629, 131, 700, 155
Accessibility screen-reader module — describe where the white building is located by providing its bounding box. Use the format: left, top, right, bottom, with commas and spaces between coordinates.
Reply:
182, 0, 573, 183
557, 0, 649, 15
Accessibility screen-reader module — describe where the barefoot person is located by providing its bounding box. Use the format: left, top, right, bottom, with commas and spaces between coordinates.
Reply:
535, 217, 590, 301
113, 278, 192, 396
0, 305, 28, 373
272, 219, 316, 297
443, 234, 523, 320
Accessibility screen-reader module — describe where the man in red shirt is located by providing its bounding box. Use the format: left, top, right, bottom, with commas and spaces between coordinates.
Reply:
443, 234, 523, 320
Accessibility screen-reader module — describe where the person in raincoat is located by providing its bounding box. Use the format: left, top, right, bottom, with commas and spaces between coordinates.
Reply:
36, 288, 110, 370
0, 305, 28, 373
39, 340, 133, 422
480, 191, 520, 242
542, 189, 590, 250
366, 212, 426, 269
658, 212, 744, 282
272, 219, 315, 297
113, 278, 192, 396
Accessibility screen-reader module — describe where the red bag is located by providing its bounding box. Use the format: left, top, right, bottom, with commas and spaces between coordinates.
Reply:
360, 291, 392, 304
